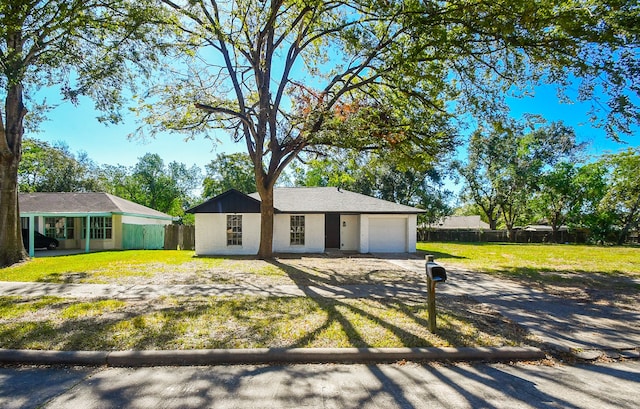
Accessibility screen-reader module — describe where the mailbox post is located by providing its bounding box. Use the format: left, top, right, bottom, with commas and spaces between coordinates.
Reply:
425, 255, 447, 333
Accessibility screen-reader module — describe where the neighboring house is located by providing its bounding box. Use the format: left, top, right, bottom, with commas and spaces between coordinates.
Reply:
186, 187, 424, 255
523, 224, 568, 232
19, 192, 174, 256
431, 215, 490, 230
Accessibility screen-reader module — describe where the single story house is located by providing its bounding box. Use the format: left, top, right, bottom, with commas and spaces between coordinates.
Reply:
19, 192, 175, 256
523, 224, 569, 232
186, 187, 424, 255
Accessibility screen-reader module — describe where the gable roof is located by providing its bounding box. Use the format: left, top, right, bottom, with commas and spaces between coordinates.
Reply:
186, 189, 261, 214
188, 187, 424, 214
19, 192, 174, 220
433, 215, 490, 229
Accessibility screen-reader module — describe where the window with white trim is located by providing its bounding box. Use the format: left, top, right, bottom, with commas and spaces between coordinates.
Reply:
290, 215, 305, 245
44, 217, 74, 239
82, 217, 112, 239
227, 215, 242, 245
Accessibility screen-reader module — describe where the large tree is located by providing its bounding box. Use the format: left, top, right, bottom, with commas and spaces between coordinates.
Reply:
456, 120, 583, 238
145, 0, 639, 257
0, 0, 165, 266
202, 152, 256, 198
532, 161, 607, 242
600, 148, 640, 245
18, 139, 101, 193
100, 153, 202, 218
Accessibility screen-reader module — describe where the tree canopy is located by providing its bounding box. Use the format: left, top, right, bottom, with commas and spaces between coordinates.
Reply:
455, 119, 584, 238
138, 0, 638, 257
202, 153, 256, 198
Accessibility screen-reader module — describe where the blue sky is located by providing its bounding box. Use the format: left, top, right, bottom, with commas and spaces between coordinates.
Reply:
30, 83, 636, 176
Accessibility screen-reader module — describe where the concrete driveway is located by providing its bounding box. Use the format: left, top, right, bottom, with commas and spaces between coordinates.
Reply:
382, 255, 640, 356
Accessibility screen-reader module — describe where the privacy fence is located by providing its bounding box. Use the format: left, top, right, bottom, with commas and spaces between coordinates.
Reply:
163, 225, 196, 250
417, 229, 589, 244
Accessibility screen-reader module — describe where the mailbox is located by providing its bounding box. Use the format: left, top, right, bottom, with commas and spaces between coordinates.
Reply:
426, 261, 447, 283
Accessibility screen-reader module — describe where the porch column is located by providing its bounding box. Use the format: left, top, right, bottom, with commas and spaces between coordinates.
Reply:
28, 215, 35, 257
85, 215, 91, 253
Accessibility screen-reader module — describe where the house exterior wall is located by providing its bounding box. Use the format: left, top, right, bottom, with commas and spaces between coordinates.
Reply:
79, 214, 119, 250
340, 214, 360, 251
194, 213, 261, 255
194, 211, 418, 255
273, 213, 324, 253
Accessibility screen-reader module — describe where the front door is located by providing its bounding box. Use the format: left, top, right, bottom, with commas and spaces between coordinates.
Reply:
325, 213, 340, 249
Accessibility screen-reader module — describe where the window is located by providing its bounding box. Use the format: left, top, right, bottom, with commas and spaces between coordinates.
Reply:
82, 217, 112, 239
290, 215, 305, 245
227, 215, 242, 246
44, 217, 74, 239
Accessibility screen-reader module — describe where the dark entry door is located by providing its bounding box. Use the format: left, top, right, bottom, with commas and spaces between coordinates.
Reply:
325, 213, 340, 248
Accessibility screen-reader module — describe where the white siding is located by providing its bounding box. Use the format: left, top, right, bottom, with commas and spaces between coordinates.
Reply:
194, 213, 261, 255
340, 215, 359, 251
273, 214, 324, 253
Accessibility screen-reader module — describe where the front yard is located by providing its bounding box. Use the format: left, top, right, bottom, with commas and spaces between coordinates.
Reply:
1, 243, 637, 351
0, 250, 532, 351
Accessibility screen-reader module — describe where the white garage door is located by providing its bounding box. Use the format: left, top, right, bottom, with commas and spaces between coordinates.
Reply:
369, 218, 407, 252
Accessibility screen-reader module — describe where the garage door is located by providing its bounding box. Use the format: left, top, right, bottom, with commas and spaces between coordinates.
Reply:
369, 218, 407, 252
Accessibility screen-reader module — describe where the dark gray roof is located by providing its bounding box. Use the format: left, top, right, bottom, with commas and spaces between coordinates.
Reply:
19, 192, 173, 219
247, 187, 424, 214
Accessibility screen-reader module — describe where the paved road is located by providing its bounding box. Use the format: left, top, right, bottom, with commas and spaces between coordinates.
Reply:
2, 361, 639, 409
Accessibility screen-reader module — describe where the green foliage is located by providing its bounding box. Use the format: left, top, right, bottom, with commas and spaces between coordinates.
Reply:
531, 161, 608, 242
18, 138, 101, 192
142, 0, 638, 256
292, 149, 453, 224
455, 119, 584, 236
100, 153, 202, 219
1, 0, 172, 267
202, 153, 256, 198
600, 148, 640, 244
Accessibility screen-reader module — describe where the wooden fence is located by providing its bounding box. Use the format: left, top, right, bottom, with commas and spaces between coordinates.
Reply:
164, 225, 195, 250
418, 229, 588, 244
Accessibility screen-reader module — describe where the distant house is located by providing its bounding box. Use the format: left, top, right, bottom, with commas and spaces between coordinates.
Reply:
19, 192, 174, 255
186, 187, 424, 255
523, 225, 568, 232
432, 215, 490, 230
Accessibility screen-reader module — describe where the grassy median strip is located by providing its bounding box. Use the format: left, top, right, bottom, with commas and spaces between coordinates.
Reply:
0, 295, 532, 351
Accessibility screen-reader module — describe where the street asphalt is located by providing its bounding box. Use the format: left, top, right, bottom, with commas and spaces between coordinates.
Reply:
2, 361, 640, 408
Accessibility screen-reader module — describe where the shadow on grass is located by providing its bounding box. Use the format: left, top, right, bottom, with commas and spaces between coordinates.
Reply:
267, 259, 532, 349
415, 249, 467, 261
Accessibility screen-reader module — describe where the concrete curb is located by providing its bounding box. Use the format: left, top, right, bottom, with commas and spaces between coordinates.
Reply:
0, 347, 546, 367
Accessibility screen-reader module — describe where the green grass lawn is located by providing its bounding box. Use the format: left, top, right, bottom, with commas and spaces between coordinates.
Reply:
0, 294, 529, 351
1, 244, 637, 351
417, 242, 640, 276
0, 250, 289, 284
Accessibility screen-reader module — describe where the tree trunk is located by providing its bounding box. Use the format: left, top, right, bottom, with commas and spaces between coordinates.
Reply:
0, 158, 26, 267
0, 82, 29, 267
257, 183, 274, 259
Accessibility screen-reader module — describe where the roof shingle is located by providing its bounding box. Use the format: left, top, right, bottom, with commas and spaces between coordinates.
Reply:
19, 192, 173, 219
247, 187, 424, 214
